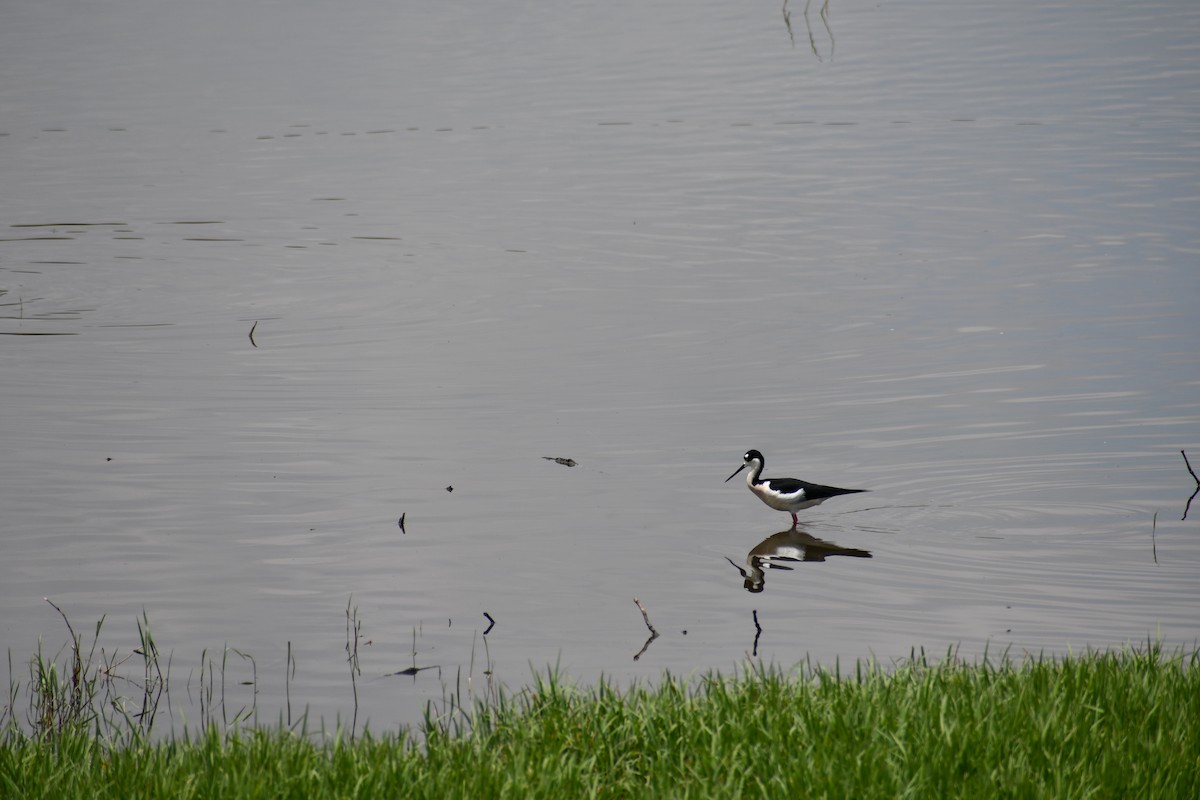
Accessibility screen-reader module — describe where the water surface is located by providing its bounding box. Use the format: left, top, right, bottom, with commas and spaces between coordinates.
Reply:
2, 0, 1198, 734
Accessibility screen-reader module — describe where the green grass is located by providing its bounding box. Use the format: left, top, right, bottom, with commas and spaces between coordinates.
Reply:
3, 645, 1198, 799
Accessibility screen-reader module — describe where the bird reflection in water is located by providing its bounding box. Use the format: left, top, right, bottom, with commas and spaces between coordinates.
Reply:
726, 527, 871, 593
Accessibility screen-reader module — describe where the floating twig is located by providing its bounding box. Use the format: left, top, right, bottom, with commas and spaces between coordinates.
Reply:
482, 612, 495, 635
632, 597, 660, 661
1183, 450, 1199, 484
632, 635, 656, 661
633, 597, 658, 637
1182, 450, 1199, 521
248, 320, 258, 348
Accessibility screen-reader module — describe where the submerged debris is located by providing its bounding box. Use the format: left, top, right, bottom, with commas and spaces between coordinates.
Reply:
1183, 450, 1199, 521
632, 597, 659, 661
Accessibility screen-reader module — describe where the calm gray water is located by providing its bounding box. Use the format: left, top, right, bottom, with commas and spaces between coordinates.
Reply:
2, 0, 1198, 735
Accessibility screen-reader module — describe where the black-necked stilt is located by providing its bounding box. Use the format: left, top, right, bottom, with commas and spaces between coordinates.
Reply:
725, 449, 867, 525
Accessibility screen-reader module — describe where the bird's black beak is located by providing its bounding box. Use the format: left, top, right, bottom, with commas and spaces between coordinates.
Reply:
725, 463, 746, 483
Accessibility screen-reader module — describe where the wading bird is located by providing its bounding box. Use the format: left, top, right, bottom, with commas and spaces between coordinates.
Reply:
725, 449, 867, 525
